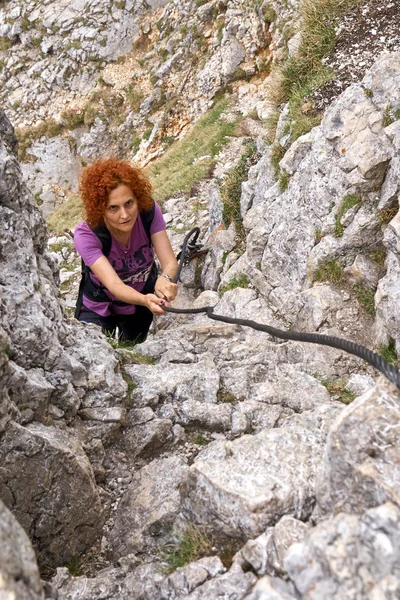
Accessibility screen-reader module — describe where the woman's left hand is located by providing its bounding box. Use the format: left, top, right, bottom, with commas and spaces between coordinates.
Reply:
154, 276, 178, 302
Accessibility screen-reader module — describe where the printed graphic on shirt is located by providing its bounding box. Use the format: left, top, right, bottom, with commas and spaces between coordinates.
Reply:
111, 243, 154, 284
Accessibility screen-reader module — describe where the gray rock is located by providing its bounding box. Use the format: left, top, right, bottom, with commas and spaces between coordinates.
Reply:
0, 498, 44, 600
110, 456, 189, 558
317, 378, 400, 516
0, 422, 104, 566
285, 502, 400, 599
181, 406, 338, 540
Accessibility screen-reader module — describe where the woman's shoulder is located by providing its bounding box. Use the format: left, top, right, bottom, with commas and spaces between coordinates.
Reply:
74, 221, 103, 257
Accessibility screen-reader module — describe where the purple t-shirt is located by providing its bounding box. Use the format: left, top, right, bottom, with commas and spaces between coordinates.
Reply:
74, 202, 166, 316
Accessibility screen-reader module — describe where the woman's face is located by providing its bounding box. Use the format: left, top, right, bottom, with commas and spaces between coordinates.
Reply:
103, 184, 138, 236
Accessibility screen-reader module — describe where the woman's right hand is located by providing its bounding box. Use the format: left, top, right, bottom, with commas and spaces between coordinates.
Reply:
144, 293, 168, 315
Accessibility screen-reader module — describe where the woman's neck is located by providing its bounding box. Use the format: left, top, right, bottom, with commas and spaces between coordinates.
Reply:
107, 226, 131, 248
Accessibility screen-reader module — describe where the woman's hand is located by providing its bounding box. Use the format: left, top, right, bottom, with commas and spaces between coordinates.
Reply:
144, 293, 168, 315
154, 276, 178, 302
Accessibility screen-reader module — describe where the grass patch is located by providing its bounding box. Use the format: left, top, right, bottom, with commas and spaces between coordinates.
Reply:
270, 143, 286, 177
279, 172, 291, 191
124, 84, 144, 112
191, 432, 209, 445
46, 194, 83, 235
221, 140, 259, 240
379, 205, 398, 226
354, 284, 375, 316
333, 193, 361, 237
16, 118, 63, 162
149, 95, 238, 202
382, 104, 393, 127
369, 246, 387, 267
267, 0, 360, 142
217, 389, 237, 403
314, 259, 343, 284
320, 377, 356, 404
161, 525, 213, 573
379, 338, 398, 365
219, 273, 250, 296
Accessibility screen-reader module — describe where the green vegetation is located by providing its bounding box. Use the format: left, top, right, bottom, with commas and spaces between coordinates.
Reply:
60, 108, 85, 130
46, 194, 83, 235
333, 193, 361, 237
221, 141, 259, 239
279, 172, 291, 191
395, 108, 400, 120
16, 118, 63, 162
161, 525, 213, 573
364, 87, 373, 98
219, 273, 250, 296
270, 143, 286, 177
149, 96, 238, 202
124, 84, 144, 112
382, 104, 393, 127
320, 377, 356, 404
0, 36, 13, 51
190, 432, 209, 445
354, 283, 375, 316
262, 4, 277, 22
5, 345, 15, 359
66, 555, 84, 576
268, 0, 360, 142
217, 389, 237, 403
379, 205, 398, 226
369, 246, 386, 267
379, 338, 398, 365
314, 258, 343, 284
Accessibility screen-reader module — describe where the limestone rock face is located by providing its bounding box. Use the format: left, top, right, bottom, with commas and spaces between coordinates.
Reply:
317, 378, 400, 516
110, 456, 189, 558
181, 406, 341, 540
0, 422, 104, 566
285, 502, 400, 599
0, 498, 44, 600
0, 108, 125, 564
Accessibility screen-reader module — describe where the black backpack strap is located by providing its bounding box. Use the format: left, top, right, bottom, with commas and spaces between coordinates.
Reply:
140, 202, 156, 241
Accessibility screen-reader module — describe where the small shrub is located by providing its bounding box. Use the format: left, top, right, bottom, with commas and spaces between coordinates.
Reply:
364, 87, 373, 98
379, 338, 398, 365
5, 345, 15, 359
143, 127, 153, 141
395, 108, 400, 120
161, 525, 213, 573
354, 284, 375, 316
314, 259, 343, 284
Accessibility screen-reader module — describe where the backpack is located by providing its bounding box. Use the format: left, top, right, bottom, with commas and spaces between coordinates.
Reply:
74, 204, 156, 318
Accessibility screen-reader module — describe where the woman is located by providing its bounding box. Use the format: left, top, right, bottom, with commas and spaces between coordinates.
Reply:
74, 158, 178, 343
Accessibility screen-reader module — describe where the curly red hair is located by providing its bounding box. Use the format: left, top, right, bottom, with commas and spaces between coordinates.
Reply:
79, 158, 154, 227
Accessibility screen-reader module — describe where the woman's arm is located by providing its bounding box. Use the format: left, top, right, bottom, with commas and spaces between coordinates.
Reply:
89, 256, 166, 315
151, 230, 179, 301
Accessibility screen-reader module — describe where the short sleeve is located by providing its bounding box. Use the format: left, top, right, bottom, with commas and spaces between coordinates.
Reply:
150, 202, 166, 235
74, 222, 104, 267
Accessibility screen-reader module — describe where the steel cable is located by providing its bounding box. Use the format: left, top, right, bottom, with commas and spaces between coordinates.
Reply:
166, 228, 400, 390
